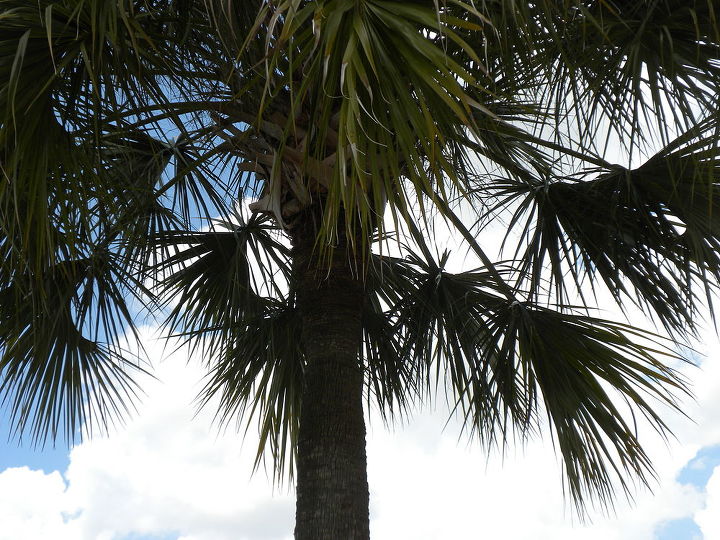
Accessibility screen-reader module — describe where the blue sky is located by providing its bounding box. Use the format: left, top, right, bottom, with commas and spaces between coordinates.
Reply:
0, 429, 69, 474
654, 445, 720, 540
678, 446, 720, 490
656, 519, 703, 540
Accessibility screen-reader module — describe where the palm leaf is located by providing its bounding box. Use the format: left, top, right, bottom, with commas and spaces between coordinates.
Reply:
482, 1, 720, 149
491, 124, 720, 333
154, 214, 297, 477
197, 298, 303, 481
372, 248, 688, 510
483, 302, 688, 512
0, 252, 149, 444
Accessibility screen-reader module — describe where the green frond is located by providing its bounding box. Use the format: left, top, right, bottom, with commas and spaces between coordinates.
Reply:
480, 1, 720, 149
362, 255, 423, 420
492, 124, 720, 333
481, 302, 688, 512
0, 252, 148, 445
156, 214, 291, 344
0, 0, 266, 448
562, 0, 720, 142
372, 248, 688, 510
154, 214, 297, 477
236, 0, 506, 252
197, 298, 303, 482
376, 251, 521, 445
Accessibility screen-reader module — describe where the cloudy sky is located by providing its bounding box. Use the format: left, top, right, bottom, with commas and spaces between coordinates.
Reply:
1, 201, 720, 540
1, 311, 720, 540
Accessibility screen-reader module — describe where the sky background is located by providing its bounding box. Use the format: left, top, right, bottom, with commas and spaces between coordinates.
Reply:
2, 202, 720, 540
2, 300, 720, 540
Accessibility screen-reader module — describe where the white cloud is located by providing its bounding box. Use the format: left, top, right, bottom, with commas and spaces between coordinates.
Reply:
0, 467, 78, 540
1, 322, 720, 540
1, 327, 293, 540
366, 402, 707, 540
696, 465, 720, 539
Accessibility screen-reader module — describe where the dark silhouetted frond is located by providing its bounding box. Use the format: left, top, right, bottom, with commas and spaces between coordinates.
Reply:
491, 122, 720, 334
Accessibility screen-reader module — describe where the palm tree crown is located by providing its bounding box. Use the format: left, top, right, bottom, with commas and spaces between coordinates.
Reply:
1, 0, 719, 536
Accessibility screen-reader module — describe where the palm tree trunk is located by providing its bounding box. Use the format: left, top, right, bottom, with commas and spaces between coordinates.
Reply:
292, 221, 370, 540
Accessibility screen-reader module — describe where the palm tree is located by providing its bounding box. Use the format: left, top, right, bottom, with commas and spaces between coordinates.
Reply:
1, 0, 719, 538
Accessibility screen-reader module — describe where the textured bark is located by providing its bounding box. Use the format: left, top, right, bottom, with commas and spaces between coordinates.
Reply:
292, 220, 370, 540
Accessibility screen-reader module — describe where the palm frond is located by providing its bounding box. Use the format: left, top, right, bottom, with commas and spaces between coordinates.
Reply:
373, 248, 688, 510
197, 298, 303, 481
363, 255, 422, 421
155, 213, 291, 342
483, 302, 688, 512
0, 252, 149, 444
154, 214, 297, 478
491, 123, 720, 333
231, 0, 509, 251
481, 1, 720, 149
